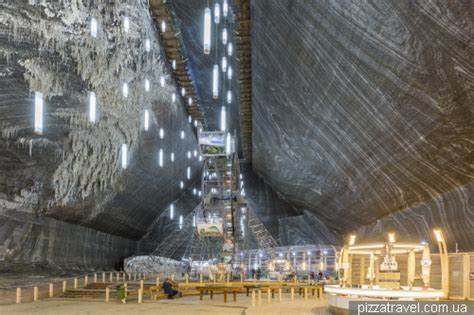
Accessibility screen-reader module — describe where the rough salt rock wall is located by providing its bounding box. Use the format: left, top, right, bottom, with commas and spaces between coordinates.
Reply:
0, 0, 201, 270
0, 211, 136, 272
251, 0, 474, 248
241, 163, 300, 243
355, 181, 474, 252
279, 210, 340, 246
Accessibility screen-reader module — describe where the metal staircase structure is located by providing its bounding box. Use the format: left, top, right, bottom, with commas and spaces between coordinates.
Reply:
246, 207, 278, 255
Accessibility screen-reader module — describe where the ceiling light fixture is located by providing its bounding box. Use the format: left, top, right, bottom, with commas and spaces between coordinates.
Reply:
203, 7, 211, 54
212, 64, 219, 99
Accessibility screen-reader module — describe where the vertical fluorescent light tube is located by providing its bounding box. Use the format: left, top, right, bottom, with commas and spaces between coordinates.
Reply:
90, 18, 98, 37
187, 151, 191, 159
171, 93, 176, 103
222, 28, 228, 45
160, 76, 165, 87
227, 90, 232, 104
193, 216, 196, 227
214, 3, 220, 24
180, 181, 184, 189
123, 16, 129, 32
227, 66, 233, 80
180, 130, 185, 139
171, 152, 175, 162
188, 115, 192, 123
89, 91, 96, 123
194, 120, 198, 127
170, 203, 174, 219
159, 128, 164, 139
221, 56, 227, 72
161, 20, 166, 33
203, 7, 211, 54
121, 144, 127, 169
212, 64, 219, 99
226, 132, 231, 155
193, 188, 196, 195
223, 0, 228, 17
34, 92, 43, 134
145, 38, 151, 52
159, 148, 163, 167
172, 59, 176, 70
122, 83, 128, 98
220, 106, 226, 131
228, 42, 233, 56
144, 110, 149, 131
187, 166, 191, 179
181, 87, 186, 96
179, 215, 183, 229
193, 150, 197, 157
145, 79, 150, 92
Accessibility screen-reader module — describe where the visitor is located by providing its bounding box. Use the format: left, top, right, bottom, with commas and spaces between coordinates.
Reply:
163, 278, 180, 299
310, 271, 315, 285
318, 272, 323, 281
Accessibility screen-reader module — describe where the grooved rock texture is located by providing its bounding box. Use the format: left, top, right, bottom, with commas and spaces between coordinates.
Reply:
251, 0, 474, 249
0, 211, 136, 272
0, 1, 201, 271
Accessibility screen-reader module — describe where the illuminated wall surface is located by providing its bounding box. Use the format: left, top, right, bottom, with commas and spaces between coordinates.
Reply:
0, 1, 202, 271
0, 0, 473, 275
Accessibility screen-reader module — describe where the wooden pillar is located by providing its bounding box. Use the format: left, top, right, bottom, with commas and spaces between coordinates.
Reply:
33, 287, 38, 302
257, 289, 262, 305
267, 288, 271, 303
62, 280, 66, 293
105, 287, 110, 302
138, 289, 143, 304
156, 277, 160, 287
463, 254, 470, 299
304, 287, 308, 300
124, 283, 128, 298
199, 273, 203, 284
49, 284, 53, 298
134, 273, 137, 281
109, 272, 113, 282
291, 288, 294, 301
16, 288, 21, 304
140, 280, 144, 291
251, 289, 256, 307
84, 275, 88, 288
294, 274, 297, 283
116, 272, 119, 282
93, 273, 97, 283
278, 288, 282, 302
185, 273, 189, 284
360, 256, 366, 286
128, 273, 131, 281
74, 278, 78, 289
102, 272, 105, 283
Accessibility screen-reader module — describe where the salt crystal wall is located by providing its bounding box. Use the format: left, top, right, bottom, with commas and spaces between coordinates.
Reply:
251, 0, 474, 250
0, 0, 202, 271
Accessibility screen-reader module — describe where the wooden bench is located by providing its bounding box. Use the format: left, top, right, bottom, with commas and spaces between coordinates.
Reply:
196, 286, 241, 303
